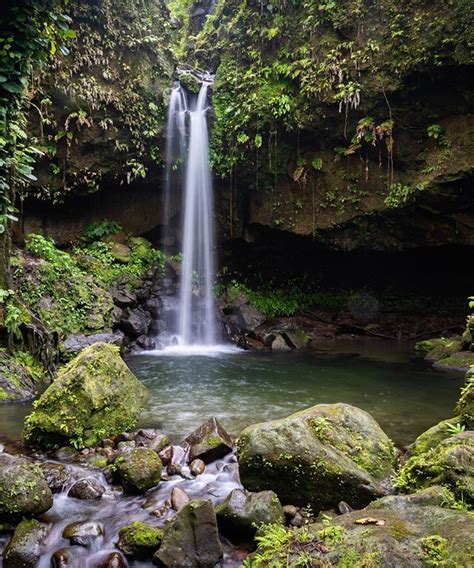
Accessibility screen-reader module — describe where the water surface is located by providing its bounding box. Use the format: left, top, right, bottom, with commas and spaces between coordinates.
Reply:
128, 340, 464, 446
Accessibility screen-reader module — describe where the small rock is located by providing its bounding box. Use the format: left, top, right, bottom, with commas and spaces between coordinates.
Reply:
283, 504, 298, 519
54, 446, 78, 461
117, 440, 136, 452
68, 477, 106, 500
271, 333, 292, 352
96, 552, 128, 568
167, 462, 184, 477
171, 486, 191, 511
63, 521, 104, 546
189, 459, 205, 476
102, 438, 115, 449
290, 512, 305, 527
39, 462, 70, 493
338, 501, 354, 515
51, 548, 73, 567
148, 434, 169, 453
115, 432, 135, 443
184, 417, 233, 464
158, 445, 173, 466
116, 448, 162, 494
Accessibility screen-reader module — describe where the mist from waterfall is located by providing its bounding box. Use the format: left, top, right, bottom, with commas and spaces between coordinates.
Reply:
163, 80, 217, 346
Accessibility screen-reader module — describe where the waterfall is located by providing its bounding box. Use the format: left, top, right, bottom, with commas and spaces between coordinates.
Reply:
178, 82, 217, 345
163, 84, 187, 246
162, 80, 217, 346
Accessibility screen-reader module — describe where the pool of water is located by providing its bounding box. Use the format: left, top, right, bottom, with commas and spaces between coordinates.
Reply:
0, 340, 464, 447
127, 340, 464, 447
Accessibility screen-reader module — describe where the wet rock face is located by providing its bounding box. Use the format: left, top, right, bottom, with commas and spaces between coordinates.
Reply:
0, 350, 40, 402
115, 447, 162, 494
62, 331, 124, 358
38, 462, 71, 493
117, 521, 163, 559
237, 403, 396, 509
215, 488, 284, 541
0, 455, 53, 519
24, 342, 149, 449
184, 418, 234, 464
154, 498, 223, 568
4, 519, 50, 568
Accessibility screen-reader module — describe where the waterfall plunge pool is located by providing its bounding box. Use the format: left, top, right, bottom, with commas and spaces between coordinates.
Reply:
0, 340, 464, 447
127, 339, 464, 447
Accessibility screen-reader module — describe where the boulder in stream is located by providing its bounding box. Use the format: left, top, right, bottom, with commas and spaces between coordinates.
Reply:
4, 518, 50, 568
153, 498, 223, 568
24, 343, 148, 449
68, 476, 106, 499
117, 521, 163, 558
237, 402, 396, 509
215, 488, 284, 541
63, 521, 104, 546
184, 417, 233, 464
115, 447, 162, 493
0, 454, 53, 519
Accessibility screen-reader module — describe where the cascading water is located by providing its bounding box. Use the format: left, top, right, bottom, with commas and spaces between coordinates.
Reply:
162, 84, 187, 246
177, 82, 217, 345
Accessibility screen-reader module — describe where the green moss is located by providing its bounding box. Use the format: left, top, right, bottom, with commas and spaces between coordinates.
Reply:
435, 352, 474, 372
456, 367, 474, 428
118, 521, 163, 557
419, 535, 449, 566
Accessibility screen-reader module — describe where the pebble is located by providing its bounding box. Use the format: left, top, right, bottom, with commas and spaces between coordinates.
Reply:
189, 459, 205, 476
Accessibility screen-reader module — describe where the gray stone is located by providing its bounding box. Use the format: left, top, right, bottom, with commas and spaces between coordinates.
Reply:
4, 519, 49, 568
184, 417, 233, 464
68, 476, 106, 500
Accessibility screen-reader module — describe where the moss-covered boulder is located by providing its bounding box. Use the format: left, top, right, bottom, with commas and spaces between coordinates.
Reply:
415, 337, 462, 361
248, 487, 474, 567
0, 455, 53, 520
397, 431, 474, 504
24, 343, 148, 449
115, 448, 162, 494
153, 498, 223, 568
215, 488, 284, 541
408, 417, 461, 456
4, 519, 50, 568
117, 521, 163, 558
456, 365, 474, 428
433, 351, 474, 372
184, 417, 234, 464
237, 403, 396, 509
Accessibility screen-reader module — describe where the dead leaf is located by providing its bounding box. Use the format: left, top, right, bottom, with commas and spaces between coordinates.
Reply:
355, 517, 386, 526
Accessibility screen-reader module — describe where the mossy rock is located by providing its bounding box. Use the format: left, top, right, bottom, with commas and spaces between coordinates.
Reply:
434, 351, 474, 372
4, 518, 50, 568
128, 236, 153, 261
408, 417, 461, 456
416, 337, 463, 362
0, 350, 44, 402
178, 72, 201, 94
397, 431, 474, 504
108, 242, 132, 264
153, 499, 223, 567
24, 343, 148, 449
215, 488, 284, 541
237, 403, 396, 510
117, 521, 163, 558
0, 455, 53, 520
115, 448, 162, 494
456, 366, 474, 428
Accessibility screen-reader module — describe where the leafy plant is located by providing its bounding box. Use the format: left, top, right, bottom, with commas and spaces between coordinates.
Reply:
82, 220, 122, 243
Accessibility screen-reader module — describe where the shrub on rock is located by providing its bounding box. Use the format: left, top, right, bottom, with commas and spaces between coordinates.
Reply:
456, 365, 474, 428
24, 343, 148, 449
237, 403, 396, 510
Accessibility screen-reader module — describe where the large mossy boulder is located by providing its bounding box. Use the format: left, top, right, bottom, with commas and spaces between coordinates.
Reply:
24, 343, 148, 449
397, 431, 474, 504
153, 498, 223, 568
0, 455, 53, 520
4, 519, 50, 568
115, 448, 162, 494
249, 487, 474, 568
237, 403, 396, 509
215, 488, 284, 541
